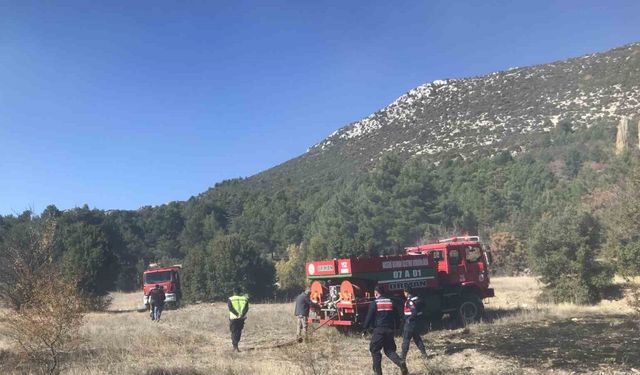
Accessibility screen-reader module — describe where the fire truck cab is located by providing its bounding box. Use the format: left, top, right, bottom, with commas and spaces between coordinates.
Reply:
143, 264, 182, 309
405, 236, 494, 299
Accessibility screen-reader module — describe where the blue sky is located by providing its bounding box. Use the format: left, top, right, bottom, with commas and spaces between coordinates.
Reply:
1, 1, 639, 215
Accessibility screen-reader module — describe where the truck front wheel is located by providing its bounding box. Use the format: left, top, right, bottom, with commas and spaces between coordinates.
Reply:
457, 294, 484, 326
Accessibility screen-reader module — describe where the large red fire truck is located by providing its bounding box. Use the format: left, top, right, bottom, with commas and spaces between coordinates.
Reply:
306, 236, 494, 329
143, 264, 182, 309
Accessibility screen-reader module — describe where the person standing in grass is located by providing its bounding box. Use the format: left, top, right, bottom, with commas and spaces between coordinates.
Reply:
228, 288, 249, 352
400, 286, 427, 360
362, 286, 409, 375
149, 284, 166, 322
294, 287, 318, 342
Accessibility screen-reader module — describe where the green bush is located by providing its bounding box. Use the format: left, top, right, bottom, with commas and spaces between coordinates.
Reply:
275, 243, 307, 291
181, 245, 211, 303
209, 234, 275, 299
617, 242, 640, 277
182, 234, 275, 301
528, 209, 613, 304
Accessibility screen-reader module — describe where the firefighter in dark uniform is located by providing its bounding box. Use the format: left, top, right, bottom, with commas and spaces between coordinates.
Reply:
401, 286, 427, 360
148, 284, 166, 321
294, 287, 319, 342
363, 286, 409, 375
228, 288, 249, 352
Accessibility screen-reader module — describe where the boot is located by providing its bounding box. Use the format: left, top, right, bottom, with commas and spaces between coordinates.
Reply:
399, 362, 409, 375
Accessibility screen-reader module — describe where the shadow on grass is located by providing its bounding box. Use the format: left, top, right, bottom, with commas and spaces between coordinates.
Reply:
481, 307, 526, 323
104, 307, 147, 314
601, 283, 625, 301
0, 349, 22, 373
427, 307, 526, 331
437, 314, 640, 371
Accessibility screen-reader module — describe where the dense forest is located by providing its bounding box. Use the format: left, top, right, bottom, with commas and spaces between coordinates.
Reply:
3, 119, 640, 306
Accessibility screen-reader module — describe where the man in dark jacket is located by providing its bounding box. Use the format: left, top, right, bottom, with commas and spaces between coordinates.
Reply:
401, 286, 427, 360
294, 287, 318, 342
148, 284, 166, 321
228, 288, 249, 352
362, 286, 408, 375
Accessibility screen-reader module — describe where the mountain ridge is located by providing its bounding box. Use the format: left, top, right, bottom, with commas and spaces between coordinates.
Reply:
203, 42, 640, 197
309, 42, 640, 156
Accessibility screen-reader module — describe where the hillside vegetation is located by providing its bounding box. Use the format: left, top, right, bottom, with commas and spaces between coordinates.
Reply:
4, 120, 640, 305
2, 42, 640, 308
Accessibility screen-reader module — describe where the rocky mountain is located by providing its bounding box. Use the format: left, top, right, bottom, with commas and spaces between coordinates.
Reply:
212, 42, 640, 194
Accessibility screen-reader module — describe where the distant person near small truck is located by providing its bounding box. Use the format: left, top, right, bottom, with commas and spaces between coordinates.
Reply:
143, 264, 182, 310
148, 284, 166, 321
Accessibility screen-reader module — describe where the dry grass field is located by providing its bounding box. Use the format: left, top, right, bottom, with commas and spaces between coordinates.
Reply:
1, 276, 639, 375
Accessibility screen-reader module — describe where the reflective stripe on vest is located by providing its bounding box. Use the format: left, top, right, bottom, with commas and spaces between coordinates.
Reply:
229, 295, 248, 319
404, 297, 423, 316
403, 299, 412, 316
376, 297, 393, 311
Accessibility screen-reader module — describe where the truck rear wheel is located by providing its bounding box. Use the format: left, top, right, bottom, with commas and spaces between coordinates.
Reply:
457, 294, 484, 326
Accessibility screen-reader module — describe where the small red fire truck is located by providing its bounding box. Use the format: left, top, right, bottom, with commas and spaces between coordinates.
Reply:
306, 236, 494, 329
142, 264, 182, 309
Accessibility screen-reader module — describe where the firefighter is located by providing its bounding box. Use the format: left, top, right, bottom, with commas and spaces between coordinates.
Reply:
362, 286, 409, 375
148, 284, 166, 322
294, 287, 319, 342
401, 286, 427, 360
228, 288, 249, 352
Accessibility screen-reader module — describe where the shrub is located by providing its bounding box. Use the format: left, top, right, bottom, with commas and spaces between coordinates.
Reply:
209, 234, 275, 300
617, 242, 640, 278
489, 231, 528, 275
528, 210, 613, 304
0, 218, 55, 310
275, 243, 307, 291
60, 221, 119, 299
4, 266, 85, 375
181, 245, 211, 303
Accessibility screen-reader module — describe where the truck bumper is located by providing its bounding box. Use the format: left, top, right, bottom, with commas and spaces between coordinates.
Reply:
143, 293, 177, 305
165, 293, 177, 303
309, 318, 353, 326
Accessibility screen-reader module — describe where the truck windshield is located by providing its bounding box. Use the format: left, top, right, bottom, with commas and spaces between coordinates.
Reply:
144, 271, 171, 284
465, 246, 483, 262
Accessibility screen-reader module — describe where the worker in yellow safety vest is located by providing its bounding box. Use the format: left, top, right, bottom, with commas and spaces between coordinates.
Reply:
228, 288, 249, 352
